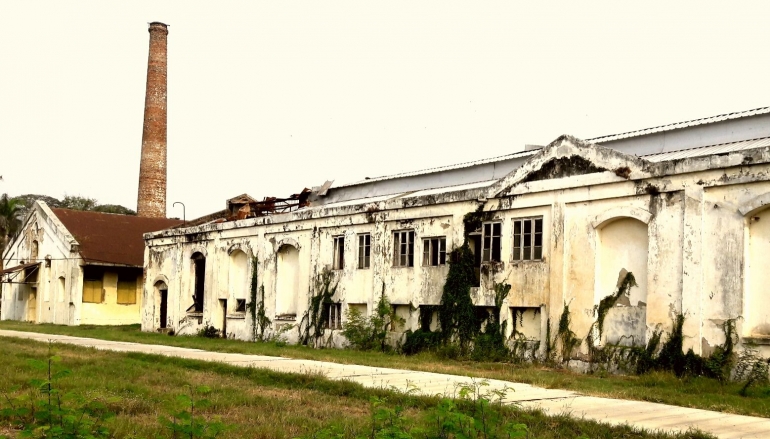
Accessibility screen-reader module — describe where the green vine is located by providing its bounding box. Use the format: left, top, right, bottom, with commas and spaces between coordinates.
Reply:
247, 257, 272, 342
438, 243, 478, 354
594, 272, 638, 339
556, 302, 580, 363
297, 267, 338, 347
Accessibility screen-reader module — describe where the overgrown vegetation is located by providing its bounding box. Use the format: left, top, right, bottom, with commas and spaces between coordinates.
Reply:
246, 257, 271, 342
437, 242, 479, 355
4, 322, 770, 418
342, 284, 402, 352
298, 267, 338, 347
0, 338, 717, 439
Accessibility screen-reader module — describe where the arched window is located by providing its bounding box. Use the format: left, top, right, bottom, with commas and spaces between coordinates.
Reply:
595, 217, 649, 346
229, 250, 248, 312
275, 245, 299, 318
31, 241, 39, 261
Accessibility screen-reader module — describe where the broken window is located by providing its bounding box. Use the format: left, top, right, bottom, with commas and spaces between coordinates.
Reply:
357, 234, 371, 269
192, 252, 206, 313
513, 217, 543, 261
332, 236, 345, 270
82, 266, 104, 304
235, 298, 246, 313
324, 302, 342, 329
117, 273, 137, 305
481, 222, 502, 263
419, 305, 439, 331
422, 237, 447, 266
393, 230, 415, 267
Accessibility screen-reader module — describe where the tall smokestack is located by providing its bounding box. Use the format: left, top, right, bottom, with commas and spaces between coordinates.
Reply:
137, 22, 168, 218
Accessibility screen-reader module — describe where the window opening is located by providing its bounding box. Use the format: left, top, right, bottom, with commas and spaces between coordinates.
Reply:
422, 237, 447, 266
332, 236, 345, 270
513, 217, 543, 261
82, 266, 104, 304
117, 273, 137, 304
393, 230, 415, 267
324, 302, 342, 329
235, 298, 246, 313
481, 222, 502, 262
357, 234, 371, 269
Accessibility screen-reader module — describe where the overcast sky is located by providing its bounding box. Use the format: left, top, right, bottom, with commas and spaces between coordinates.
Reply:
2, 1, 769, 219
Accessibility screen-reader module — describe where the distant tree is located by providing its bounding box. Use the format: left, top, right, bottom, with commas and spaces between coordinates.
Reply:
92, 204, 137, 215
60, 195, 98, 211
0, 193, 22, 257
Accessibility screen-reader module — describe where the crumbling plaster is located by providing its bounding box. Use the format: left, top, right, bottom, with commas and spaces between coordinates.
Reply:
142, 140, 770, 357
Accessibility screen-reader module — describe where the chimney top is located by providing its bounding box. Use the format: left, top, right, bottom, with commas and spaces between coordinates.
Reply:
148, 22, 169, 33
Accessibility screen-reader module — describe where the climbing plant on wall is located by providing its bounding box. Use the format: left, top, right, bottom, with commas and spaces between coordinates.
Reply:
247, 257, 271, 342
297, 267, 338, 347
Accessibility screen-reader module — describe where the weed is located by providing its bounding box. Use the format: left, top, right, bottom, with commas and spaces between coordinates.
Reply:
342, 285, 402, 352
197, 324, 220, 339
158, 385, 229, 439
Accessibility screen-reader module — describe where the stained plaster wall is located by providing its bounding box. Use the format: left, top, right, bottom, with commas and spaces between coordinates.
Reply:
2, 204, 79, 325
142, 138, 770, 358
1, 203, 145, 326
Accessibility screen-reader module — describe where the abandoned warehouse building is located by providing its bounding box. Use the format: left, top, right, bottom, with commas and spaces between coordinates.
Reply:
143, 107, 770, 358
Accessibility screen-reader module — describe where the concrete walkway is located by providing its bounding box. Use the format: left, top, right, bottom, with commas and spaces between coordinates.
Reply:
2, 330, 769, 439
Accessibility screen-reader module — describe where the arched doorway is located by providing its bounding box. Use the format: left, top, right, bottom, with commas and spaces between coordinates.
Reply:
155, 281, 169, 329
275, 245, 299, 319
595, 217, 649, 346
191, 252, 206, 313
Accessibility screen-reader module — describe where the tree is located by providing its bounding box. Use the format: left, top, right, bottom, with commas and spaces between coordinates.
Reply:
60, 195, 98, 211
0, 193, 22, 259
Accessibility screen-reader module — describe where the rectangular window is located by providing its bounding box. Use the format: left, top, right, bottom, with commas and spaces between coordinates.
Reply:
235, 299, 247, 313
82, 280, 103, 304
117, 274, 137, 305
324, 302, 342, 329
393, 231, 415, 267
422, 237, 447, 266
513, 217, 543, 261
333, 236, 345, 270
358, 234, 371, 269
482, 222, 502, 262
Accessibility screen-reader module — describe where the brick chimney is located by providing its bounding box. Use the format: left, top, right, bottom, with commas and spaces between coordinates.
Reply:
137, 22, 169, 218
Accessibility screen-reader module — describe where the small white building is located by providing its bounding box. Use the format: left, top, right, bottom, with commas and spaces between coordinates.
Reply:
141, 107, 770, 358
1, 201, 181, 325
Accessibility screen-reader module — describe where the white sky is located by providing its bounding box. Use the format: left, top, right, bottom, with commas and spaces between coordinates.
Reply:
2, 1, 769, 219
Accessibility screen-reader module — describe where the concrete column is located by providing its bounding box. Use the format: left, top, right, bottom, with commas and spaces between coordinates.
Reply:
681, 186, 704, 354
137, 22, 169, 218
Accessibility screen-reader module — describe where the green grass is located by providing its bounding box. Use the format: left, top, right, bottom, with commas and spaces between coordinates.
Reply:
2, 321, 770, 418
0, 336, 714, 439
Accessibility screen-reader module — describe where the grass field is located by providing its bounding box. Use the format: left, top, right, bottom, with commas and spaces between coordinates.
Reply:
1, 321, 769, 419
0, 336, 716, 439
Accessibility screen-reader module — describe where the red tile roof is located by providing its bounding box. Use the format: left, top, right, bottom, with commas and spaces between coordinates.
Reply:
51, 209, 183, 266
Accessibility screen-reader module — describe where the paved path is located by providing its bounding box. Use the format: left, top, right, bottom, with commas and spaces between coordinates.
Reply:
2, 330, 769, 438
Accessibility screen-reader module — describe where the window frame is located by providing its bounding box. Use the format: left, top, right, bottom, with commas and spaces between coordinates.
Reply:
422, 237, 447, 266
393, 230, 415, 267
357, 233, 371, 269
332, 235, 345, 270
116, 274, 137, 305
481, 221, 502, 263
324, 302, 342, 329
512, 217, 544, 261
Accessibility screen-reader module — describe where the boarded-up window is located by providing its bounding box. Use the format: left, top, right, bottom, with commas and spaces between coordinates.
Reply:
82, 280, 103, 303
82, 267, 104, 304
117, 274, 137, 305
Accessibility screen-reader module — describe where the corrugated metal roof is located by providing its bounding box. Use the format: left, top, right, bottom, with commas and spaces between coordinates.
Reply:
52, 209, 183, 266
642, 137, 770, 162
588, 107, 770, 144
333, 150, 538, 189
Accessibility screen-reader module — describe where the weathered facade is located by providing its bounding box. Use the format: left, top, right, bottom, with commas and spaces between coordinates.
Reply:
142, 107, 770, 357
1, 202, 181, 325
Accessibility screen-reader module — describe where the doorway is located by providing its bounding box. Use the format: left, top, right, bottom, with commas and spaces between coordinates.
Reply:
220, 299, 227, 338
27, 287, 37, 323
160, 289, 168, 329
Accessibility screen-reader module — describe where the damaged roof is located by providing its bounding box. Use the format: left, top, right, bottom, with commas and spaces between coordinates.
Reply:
52, 209, 183, 266
587, 107, 770, 144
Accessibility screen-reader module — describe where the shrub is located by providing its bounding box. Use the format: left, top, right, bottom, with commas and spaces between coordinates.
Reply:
402, 329, 442, 355
342, 286, 401, 352
197, 324, 220, 339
